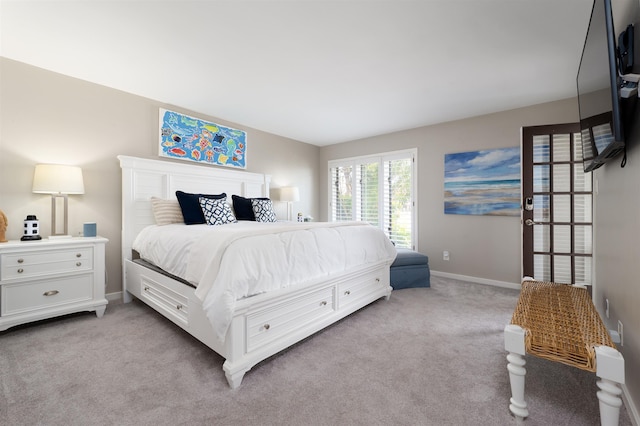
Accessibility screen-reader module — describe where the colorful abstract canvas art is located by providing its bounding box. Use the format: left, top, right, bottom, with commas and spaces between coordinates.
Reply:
159, 108, 247, 169
444, 147, 521, 216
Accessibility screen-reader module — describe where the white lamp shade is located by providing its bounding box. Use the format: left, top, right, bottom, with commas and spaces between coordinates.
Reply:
32, 164, 85, 194
280, 186, 300, 202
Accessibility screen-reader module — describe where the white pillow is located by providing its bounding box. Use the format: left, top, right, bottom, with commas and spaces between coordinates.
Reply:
251, 198, 277, 222
150, 197, 184, 225
199, 196, 237, 226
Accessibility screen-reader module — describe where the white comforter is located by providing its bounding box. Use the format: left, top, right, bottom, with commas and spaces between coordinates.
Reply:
132, 221, 397, 341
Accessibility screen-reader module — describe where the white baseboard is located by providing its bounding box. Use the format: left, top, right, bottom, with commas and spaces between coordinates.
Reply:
106, 291, 123, 305
430, 270, 521, 290
622, 383, 640, 426
430, 270, 639, 425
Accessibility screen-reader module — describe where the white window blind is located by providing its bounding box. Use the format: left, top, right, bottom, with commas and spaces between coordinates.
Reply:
530, 132, 593, 284
383, 157, 412, 248
356, 161, 379, 226
330, 165, 353, 222
329, 149, 416, 249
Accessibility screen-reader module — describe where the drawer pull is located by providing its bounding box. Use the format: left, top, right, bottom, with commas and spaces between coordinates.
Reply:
76, 253, 82, 258
17, 258, 24, 264
376, 278, 380, 282
263, 324, 270, 330
43, 290, 59, 297
76, 262, 82, 267
320, 301, 327, 306
17, 268, 24, 273
144, 286, 150, 292
344, 290, 351, 295
176, 304, 183, 310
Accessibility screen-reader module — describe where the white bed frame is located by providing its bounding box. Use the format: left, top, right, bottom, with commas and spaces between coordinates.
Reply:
119, 155, 393, 388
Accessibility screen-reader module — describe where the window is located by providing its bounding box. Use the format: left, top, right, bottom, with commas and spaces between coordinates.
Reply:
329, 149, 416, 249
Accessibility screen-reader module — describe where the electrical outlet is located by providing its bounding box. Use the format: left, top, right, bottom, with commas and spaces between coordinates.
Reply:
618, 320, 624, 347
443, 251, 450, 261
605, 298, 610, 318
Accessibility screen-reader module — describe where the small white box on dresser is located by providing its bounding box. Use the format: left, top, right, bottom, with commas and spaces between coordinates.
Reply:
0, 236, 108, 331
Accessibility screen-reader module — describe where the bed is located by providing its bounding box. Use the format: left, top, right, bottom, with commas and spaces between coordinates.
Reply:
118, 155, 396, 389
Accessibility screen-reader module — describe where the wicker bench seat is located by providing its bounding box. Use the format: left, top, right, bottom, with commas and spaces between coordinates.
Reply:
504, 279, 625, 426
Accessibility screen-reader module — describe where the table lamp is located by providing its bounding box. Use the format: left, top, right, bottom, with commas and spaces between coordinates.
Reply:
280, 186, 300, 221
32, 164, 84, 238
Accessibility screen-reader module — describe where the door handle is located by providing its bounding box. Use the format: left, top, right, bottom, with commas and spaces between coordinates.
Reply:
524, 219, 538, 226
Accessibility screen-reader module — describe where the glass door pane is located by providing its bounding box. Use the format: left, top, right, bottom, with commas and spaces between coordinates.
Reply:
554, 255, 572, 283
534, 254, 551, 281
533, 135, 550, 162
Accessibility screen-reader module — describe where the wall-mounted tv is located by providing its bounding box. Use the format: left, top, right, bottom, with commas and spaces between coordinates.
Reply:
577, 0, 639, 172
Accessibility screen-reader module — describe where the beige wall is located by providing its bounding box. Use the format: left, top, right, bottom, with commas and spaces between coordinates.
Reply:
593, 105, 640, 414
0, 58, 320, 297
320, 98, 580, 284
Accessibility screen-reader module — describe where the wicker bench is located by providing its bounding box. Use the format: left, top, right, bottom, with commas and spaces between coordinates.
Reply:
504, 279, 625, 426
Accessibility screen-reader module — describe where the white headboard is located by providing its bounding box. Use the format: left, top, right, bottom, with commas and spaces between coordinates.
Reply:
118, 155, 271, 262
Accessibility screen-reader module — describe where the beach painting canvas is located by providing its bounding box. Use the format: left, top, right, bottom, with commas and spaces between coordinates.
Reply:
444, 147, 521, 216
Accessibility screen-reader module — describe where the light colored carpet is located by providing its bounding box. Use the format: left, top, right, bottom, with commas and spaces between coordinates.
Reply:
0, 276, 632, 425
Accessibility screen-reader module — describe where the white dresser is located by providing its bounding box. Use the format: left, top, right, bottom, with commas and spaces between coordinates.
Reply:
0, 237, 108, 331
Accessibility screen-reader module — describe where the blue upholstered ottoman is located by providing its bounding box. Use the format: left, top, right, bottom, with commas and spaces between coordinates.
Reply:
390, 248, 430, 289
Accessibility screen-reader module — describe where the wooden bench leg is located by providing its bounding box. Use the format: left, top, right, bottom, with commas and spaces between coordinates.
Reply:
504, 324, 529, 419
595, 346, 625, 426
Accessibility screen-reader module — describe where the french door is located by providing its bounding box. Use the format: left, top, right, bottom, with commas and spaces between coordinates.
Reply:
521, 124, 593, 284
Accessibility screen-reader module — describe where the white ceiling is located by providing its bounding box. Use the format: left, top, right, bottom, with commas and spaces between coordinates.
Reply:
0, 0, 593, 146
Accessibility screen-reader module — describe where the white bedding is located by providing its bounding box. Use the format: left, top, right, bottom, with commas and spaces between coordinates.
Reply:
132, 221, 397, 340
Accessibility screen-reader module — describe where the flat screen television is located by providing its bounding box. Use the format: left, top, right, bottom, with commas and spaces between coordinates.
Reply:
577, 0, 639, 172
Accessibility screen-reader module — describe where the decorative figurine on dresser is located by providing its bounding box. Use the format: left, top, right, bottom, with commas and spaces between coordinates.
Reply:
20, 215, 42, 241
0, 217, 108, 331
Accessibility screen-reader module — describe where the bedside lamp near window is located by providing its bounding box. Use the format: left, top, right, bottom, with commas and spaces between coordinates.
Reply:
280, 186, 300, 221
32, 164, 85, 238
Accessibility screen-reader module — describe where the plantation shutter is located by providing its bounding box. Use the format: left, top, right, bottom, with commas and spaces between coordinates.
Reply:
330, 165, 353, 222
329, 149, 415, 249
355, 162, 379, 226
383, 156, 413, 248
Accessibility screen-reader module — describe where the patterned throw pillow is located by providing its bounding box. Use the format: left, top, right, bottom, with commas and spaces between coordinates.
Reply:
199, 197, 237, 226
176, 190, 227, 225
150, 197, 184, 225
232, 195, 271, 221
251, 198, 277, 222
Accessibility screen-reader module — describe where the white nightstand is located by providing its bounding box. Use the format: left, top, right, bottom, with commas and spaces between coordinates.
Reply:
0, 237, 108, 331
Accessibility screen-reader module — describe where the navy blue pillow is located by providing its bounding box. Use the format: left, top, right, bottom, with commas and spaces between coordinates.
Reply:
232, 195, 270, 221
176, 191, 226, 224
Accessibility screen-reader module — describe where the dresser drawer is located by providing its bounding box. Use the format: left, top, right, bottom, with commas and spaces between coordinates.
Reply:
246, 286, 335, 352
1, 274, 93, 316
1, 247, 93, 281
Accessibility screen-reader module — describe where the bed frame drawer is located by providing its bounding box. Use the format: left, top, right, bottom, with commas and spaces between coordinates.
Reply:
246, 286, 335, 352
139, 276, 189, 326
338, 272, 386, 310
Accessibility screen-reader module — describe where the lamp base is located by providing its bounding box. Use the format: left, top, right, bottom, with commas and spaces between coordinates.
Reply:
20, 235, 42, 241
